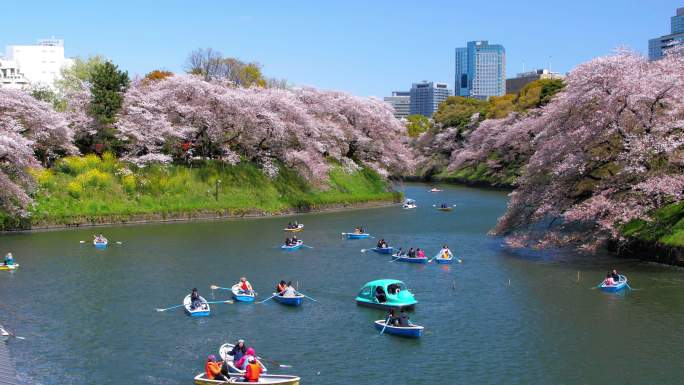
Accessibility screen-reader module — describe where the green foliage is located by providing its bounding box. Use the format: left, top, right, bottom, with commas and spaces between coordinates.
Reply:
89, 61, 130, 124
406, 115, 431, 137
433, 96, 488, 129
516, 79, 565, 110
433, 79, 565, 129
20, 156, 397, 227
622, 201, 684, 247
55, 55, 106, 94
486, 94, 516, 119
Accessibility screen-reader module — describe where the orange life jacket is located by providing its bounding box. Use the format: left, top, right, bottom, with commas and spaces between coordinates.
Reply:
245, 362, 262, 382
205, 361, 221, 380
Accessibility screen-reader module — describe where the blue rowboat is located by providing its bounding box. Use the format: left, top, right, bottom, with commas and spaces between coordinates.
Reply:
392, 254, 428, 264
281, 240, 303, 251
374, 320, 423, 338
435, 256, 453, 264
599, 275, 628, 292
371, 247, 394, 255
345, 232, 371, 239
183, 294, 210, 317
232, 284, 256, 302
94, 239, 108, 249
272, 292, 304, 306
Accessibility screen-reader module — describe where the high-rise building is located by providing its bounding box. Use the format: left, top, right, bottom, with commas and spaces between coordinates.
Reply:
2, 39, 73, 89
409, 81, 452, 117
383, 91, 411, 119
455, 40, 506, 99
505, 69, 564, 94
649, 7, 684, 60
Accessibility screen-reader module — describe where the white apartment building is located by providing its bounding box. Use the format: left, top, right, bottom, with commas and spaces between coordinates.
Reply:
0, 38, 73, 89
0, 59, 29, 89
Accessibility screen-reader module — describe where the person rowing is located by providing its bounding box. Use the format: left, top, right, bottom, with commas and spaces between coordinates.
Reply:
276, 280, 287, 295
438, 244, 453, 259
228, 339, 247, 363
282, 281, 297, 297
237, 277, 254, 294
284, 237, 292, 246
611, 269, 620, 282
190, 288, 203, 310
292, 235, 299, 244
94, 234, 107, 243
3, 252, 14, 266
377, 239, 388, 249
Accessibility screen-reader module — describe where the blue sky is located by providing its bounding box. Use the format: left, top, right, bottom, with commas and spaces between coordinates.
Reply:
1, 0, 679, 96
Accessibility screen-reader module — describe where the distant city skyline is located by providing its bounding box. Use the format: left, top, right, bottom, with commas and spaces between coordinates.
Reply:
0, 0, 679, 97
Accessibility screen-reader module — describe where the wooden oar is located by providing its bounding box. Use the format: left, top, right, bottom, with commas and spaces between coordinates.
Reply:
258, 289, 285, 304
155, 303, 185, 312
1, 328, 25, 340
210, 285, 233, 291
301, 244, 314, 249
258, 356, 292, 368
379, 315, 391, 335
297, 291, 317, 302
389, 254, 401, 262
205, 300, 234, 305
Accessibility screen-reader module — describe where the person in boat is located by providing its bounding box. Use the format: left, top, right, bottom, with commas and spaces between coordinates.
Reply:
354, 226, 361, 234
603, 272, 615, 286
611, 269, 620, 282
397, 308, 410, 327
205, 354, 227, 381
243, 356, 263, 383
283, 281, 297, 297
416, 248, 426, 258
94, 234, 106, 243
4, 252, 14, 266
292, 235, 299, 244
387, 283, 400, 295
190, 288, 203, 310
387, 308, 399, 326
284, 237, 291, 246
276, 280, 287, 295
375, 286, 387, 303
237, 277, 254, 294
395, 247, 404, 256
377, 239, 384, 248
229, 339, 247, 363
440, 244, 452, 258
235, 347, 257, 370
407, 248, 416, 258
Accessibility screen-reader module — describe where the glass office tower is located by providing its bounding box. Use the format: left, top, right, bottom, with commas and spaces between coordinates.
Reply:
454, 40, 506, 99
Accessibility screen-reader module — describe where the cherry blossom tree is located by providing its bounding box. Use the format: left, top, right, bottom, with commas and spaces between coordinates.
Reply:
487, 50, 684, 250
0, 89, 77, 216
115, 75, 414, 179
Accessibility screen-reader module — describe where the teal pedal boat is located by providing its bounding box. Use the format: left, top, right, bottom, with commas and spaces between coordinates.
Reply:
355, 279, 417, 310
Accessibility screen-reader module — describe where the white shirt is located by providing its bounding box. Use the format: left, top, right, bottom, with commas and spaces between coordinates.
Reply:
283, 286, 297, 297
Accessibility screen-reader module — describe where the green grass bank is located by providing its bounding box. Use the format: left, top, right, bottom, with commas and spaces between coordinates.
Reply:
1, 154, 401, 230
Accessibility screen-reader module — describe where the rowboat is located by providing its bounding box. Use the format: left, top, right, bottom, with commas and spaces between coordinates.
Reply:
437, 206, 453, 212
434, 256, 453, 264
599, 275, 628, 292
232, 284, 256, 302
433, 249, 454, 264
193, 373, 299, 385
355, 279, 417, 310
370, 247, 394, 255
402, 199, 417, 209
183, 294, 210, 317
0, 325, 10, 341
93, 239, 108, 248
429, 188, 442, 192
272, 292, 304, 306
283, 224, 304, 232
0, 263, 19, 271
391, 254, 428, 264
219, 343, 268, 374
281, 240, 303, 251
374, 319, 424, 338
344, 232, 371, 239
